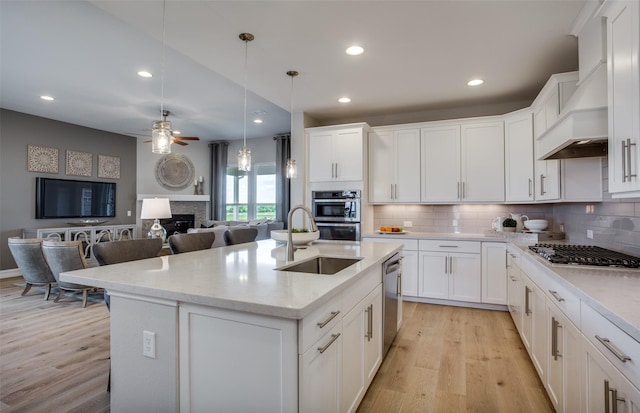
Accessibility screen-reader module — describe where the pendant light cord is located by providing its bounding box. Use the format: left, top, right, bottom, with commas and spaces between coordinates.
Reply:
243, 38, 248, 147
160, 0, 167, 118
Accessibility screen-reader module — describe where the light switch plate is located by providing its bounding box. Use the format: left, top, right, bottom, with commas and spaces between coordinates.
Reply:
143, 330, 156, 359
587, 229, 593, 239
403, 221, 413, 228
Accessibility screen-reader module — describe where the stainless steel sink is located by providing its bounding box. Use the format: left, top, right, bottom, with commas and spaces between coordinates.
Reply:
276, 256, 362, 275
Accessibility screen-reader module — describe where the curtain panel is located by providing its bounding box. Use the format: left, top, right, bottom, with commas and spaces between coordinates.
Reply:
209, 141, 228, 221
273, 134, 291, 226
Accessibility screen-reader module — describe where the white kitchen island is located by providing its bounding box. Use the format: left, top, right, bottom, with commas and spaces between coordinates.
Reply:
61, 239, 402, 413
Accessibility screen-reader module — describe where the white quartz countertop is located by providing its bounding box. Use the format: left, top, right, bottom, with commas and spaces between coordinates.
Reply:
517, 245, 640, 343
60, 240, 402, 320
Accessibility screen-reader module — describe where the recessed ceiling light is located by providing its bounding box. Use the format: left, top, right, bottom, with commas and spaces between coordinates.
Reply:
345, 46, 364, 56
467, 79, 484, 86
40, 95, 54, 101
253, 119, 263, 124
338, 97, 351, 103
138, 71, 153, 78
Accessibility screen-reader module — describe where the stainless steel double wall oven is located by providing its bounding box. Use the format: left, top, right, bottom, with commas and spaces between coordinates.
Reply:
312, 190, 361, 241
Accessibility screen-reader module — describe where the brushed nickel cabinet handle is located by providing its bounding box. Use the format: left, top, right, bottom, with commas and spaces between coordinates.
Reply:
449, 256, 452, 274
540, 174, 546, 195
525, 286, 531, 315
528, 178, 532, 197
551, 317, 562, 360
629, 139, 637, 179
604, 380, 626, 413
596, 335, 632, 362
397, 273, 402, 297
444, 256, 448, 274
457, 182, 461, 199
549, 290, 565, 302
318, 333, 341, 354
317, 310, 340, 328
367, 304, 373, 340
605, 380, 611, 413
622, 140, 628, 182
439, 245, 459, 248
462, 181, 465, 199
335, 163, 338, 179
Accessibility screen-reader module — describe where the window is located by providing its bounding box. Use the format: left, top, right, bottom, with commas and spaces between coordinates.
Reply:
226, 163, 276, 221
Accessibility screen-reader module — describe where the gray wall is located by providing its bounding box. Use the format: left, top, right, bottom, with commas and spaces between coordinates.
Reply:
0, 109, 137, 269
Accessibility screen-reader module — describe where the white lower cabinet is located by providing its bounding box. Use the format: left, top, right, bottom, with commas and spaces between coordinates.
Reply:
506, 246, 523, 332
481, 242, 507, 305
521, 271, 547, 381
418, 240, 481, 302
546, 299, 582, 413
342, 285, 383, 413
300, 322, 343, 413
583, 336, 640, 413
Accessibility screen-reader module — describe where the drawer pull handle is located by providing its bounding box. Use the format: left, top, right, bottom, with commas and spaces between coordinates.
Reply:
549, 290, 565, 302
438, 245, 459, 248
318, 333, 341, 354
604, 380, 626, 413
596, 335, 632, 362
524, 286, 531, 316
317, 310, 340, 328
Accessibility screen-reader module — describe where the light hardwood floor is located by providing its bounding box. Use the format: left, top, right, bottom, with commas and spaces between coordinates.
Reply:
1, 277, 552, 412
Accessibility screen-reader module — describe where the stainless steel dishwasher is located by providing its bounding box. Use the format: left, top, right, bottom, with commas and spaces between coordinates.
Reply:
382, 252, 402, 356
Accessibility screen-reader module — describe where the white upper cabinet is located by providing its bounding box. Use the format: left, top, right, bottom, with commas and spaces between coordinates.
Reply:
421, 124, 461, 202
460, 121, 505, 202
308, 124, 367, 183
602, 0, 640, 196
421, 120, 504, 203
504, 109, 535, 202
369, 128, 421, 203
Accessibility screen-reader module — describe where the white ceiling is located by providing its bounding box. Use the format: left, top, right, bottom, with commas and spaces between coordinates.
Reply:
0, 0, 586, 143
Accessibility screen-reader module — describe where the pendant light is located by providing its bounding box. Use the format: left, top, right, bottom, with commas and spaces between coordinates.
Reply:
237, 32, 254, 171
152, 0, 171, 154
286, 70, 299, 179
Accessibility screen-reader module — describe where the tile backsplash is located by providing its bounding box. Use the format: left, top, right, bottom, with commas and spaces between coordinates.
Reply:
372, 201, 640, 254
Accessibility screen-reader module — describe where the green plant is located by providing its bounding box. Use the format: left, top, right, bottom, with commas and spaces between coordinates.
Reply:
291, 228, 309, 233
503, 218, 517, 228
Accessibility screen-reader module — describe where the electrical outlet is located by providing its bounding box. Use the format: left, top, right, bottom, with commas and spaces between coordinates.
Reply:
403, 221, 413, 228
143, 330, 156, 359
127, 210, 131, 217
587, 229, 594, 239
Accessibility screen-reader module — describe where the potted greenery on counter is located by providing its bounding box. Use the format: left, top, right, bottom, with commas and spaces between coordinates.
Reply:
502, 217, 517, 232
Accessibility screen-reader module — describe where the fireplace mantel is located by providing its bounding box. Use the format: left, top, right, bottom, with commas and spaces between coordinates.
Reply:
137, 194, 210, 202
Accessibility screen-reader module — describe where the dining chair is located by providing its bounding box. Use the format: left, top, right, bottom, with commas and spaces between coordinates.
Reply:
42, 240, 96, 308
168, 232, 216, 254
8, 238, 57, 300
224, 227, 259, 245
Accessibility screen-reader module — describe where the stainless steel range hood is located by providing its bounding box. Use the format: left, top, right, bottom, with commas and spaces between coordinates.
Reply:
537, 63, 608, 160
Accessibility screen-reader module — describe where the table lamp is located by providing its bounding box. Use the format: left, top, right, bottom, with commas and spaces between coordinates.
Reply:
140, 198, 172, 241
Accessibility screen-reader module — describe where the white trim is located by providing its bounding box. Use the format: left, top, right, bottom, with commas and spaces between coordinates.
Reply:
1, 268, 21, 280
137, 194, 210, 202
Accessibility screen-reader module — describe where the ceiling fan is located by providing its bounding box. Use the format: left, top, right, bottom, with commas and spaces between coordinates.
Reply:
143, 110, 200, 146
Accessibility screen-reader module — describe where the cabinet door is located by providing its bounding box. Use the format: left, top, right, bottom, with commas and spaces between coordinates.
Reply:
535, 159, 561, 201
506, 254, 523, 332
369, 131, 395, 202
418, 251, 448, 299
421, 125, 461, 202
394, 129, 421, 202
522, 274, 547, 381
606, 0, 640, 194
584, 336, 640, 413
448, 252, 481, 302
342, 303, 365, 413
309, 131, 335, 182
334, 128, 363, 181
481, 242, 507, 305
363, 286, 383, 385
505, 111, 535, 202
300, 323, 342, 413
546, 301, 582, 413
401, 249, 419, 297
460, 121, 505, 202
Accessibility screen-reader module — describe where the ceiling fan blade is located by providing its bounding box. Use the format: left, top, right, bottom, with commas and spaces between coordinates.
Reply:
143, 140, 151, 143
174, 136, 199, 141
173, 140, 188, 146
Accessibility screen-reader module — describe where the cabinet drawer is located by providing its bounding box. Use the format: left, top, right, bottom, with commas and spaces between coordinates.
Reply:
543, 276, 581, 327
342, 267, 381, 313
299, 294, 343, 354
419, 239, 481, 254
581, 302, 640, 387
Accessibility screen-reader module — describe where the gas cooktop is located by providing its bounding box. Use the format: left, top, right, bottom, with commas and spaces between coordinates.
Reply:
529, 244, 640, 268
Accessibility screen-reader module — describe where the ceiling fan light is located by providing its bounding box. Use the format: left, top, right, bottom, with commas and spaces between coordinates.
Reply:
152, 120, 172, 154
238, 146, 251, 171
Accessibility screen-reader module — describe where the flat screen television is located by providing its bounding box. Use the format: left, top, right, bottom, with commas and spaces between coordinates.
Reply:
35, 177, 116, 219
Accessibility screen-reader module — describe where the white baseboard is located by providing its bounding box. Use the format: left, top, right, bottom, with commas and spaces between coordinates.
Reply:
1, 268, 21, 280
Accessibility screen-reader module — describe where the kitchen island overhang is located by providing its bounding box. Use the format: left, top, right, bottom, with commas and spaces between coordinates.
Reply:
61, 239, 402, 412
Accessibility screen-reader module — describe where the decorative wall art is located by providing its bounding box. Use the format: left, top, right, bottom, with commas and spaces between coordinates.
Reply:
27, 144, 59, 173
98, 155, 121, 179
155, 153, 195, 191
66, 150, 92, 176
